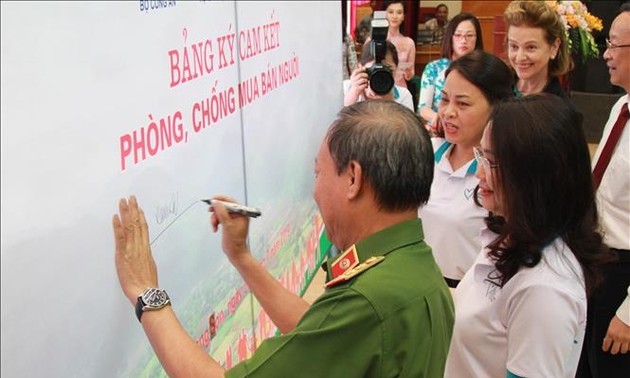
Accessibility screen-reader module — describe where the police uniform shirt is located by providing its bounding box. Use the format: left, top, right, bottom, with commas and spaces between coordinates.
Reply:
226, 219, 454, 377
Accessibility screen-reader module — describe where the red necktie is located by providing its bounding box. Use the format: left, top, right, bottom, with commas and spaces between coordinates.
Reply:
593, 103, 629, 190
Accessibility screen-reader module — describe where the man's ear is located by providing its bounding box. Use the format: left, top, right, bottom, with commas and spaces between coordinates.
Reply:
347, 161, 363, 199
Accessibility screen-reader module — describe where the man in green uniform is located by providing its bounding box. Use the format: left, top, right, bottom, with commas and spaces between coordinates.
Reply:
113, 100, 454, 377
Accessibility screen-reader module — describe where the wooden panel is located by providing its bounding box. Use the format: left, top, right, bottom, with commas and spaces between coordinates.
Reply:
493, 15, 507, 61
415, 44, 442, 76
461, 1, 511, 57
478, 16, 495, 54
460, 1, 511, 17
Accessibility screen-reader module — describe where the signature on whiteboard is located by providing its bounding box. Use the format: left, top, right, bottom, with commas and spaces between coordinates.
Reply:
155, 192, 180, 225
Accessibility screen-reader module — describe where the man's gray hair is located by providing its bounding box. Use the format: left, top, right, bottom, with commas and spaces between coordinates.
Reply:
326, 100, 434, 211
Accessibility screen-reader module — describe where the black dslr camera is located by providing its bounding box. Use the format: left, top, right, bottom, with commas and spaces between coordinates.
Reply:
367, 12, 394, 95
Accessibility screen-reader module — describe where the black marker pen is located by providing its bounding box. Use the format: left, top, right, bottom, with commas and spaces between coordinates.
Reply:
201, 199, 262, 218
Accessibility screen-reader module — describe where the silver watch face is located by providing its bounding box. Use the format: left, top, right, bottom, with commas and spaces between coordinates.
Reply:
142, 288, 169, 309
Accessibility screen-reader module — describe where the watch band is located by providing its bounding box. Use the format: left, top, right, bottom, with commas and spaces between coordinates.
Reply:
135, 297, 145, 322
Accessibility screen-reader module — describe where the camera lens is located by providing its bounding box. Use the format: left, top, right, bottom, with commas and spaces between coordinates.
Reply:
369, 67, 395, 95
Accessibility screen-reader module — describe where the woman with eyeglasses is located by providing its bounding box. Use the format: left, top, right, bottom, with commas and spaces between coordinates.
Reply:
504, 1, 572, 97
418, 50, 513, 289
418, 12, 483, 135
444, 94, 612, 378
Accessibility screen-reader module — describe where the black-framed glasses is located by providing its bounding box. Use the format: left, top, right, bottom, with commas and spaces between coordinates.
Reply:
473, 146, 499, 170
606, 39, 630, 50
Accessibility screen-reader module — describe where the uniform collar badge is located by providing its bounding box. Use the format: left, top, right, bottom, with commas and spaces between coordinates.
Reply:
325, 255, 385, 288
330, 244, 359, 280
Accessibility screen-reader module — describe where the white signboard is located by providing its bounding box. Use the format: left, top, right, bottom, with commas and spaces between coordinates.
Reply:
1, 1, 341, 376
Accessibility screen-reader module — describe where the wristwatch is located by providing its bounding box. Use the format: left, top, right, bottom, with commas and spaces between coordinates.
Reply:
135, 288, 171, 322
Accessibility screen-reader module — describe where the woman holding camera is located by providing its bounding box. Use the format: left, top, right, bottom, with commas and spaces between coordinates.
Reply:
418, 12, 483, 134
343, 41, 414, 110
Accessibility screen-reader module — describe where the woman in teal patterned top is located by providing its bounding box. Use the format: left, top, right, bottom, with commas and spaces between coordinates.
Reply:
418, 13, 483, 135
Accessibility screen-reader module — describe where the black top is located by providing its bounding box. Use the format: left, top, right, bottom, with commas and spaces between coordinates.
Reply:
512, 75, 569, 98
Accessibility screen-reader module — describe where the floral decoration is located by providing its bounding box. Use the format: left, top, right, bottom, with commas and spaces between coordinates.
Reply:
546, 0, 604, 63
